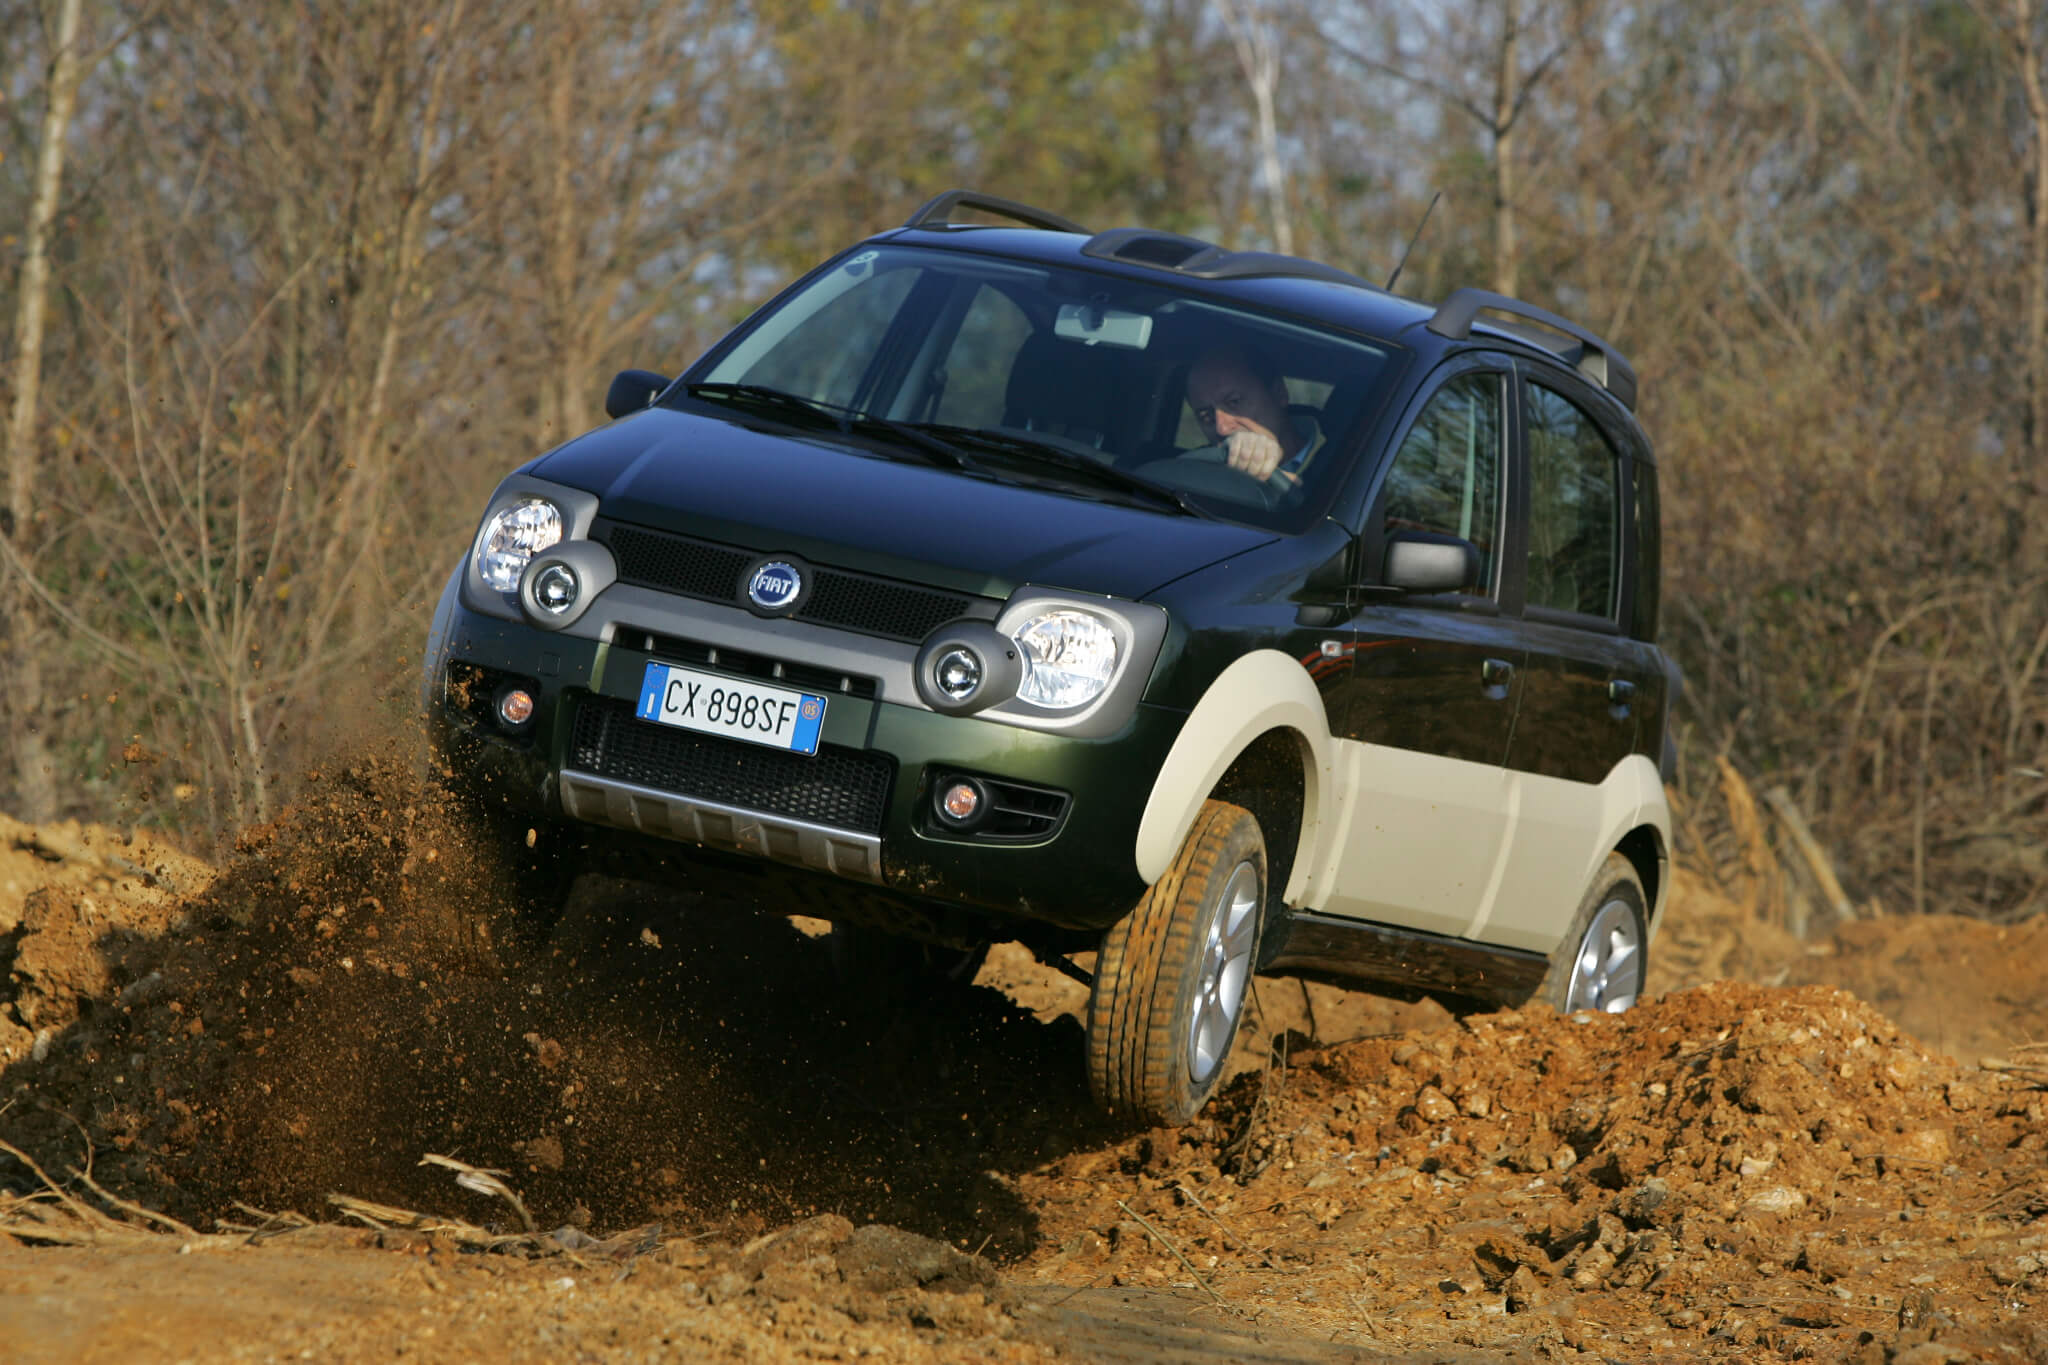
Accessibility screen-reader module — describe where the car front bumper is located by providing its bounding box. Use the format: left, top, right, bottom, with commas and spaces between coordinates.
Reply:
424, 586, 1179, 933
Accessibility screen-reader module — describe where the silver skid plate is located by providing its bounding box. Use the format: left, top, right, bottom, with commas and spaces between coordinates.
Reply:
557, 770, 884, 884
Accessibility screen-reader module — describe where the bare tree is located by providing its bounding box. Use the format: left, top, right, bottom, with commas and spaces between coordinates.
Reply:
1214, 0, 1293, 253
496, 1, 791, 443
3, 0, 91, 821
1967, 0, 2048, 469
1311, 0, 1596, 296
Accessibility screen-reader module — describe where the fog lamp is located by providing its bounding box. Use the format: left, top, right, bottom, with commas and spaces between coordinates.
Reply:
496, 686, 537, 729
533, 562, 578, 614
935, 646, 982, 701
936, 778, 985, 828
913, 622, 1020, 715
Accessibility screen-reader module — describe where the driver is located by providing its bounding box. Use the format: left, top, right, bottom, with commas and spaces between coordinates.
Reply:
1183, 344, 1321, 486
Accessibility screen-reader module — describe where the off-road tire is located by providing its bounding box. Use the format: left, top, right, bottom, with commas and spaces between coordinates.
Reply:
1536, 853, 1649, 1013
1086, 799, 1265, 1125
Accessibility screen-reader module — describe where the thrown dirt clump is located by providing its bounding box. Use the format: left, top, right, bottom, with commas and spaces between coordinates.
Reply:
1, 757, 1111, 1253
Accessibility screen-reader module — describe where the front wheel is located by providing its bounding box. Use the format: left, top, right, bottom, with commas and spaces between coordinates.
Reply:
1537, 853, 1649, 1013
1086, 799, 1266, 1125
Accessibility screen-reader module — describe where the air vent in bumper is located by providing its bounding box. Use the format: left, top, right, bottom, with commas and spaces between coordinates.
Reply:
569, 696, 893, 833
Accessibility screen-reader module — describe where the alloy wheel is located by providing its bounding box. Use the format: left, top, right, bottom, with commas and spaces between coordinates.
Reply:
1186, 859, 1261, 1084
1564, 895, 1643, 1013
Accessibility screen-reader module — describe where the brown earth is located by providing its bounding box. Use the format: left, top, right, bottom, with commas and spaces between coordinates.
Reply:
1, 759, 2043, 1363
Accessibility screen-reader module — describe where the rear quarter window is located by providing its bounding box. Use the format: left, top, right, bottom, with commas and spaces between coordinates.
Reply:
1524, 382, 1621, 621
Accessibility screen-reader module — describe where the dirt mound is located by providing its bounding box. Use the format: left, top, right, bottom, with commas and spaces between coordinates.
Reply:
0, 813, 213, 1068
1648, 866, 2048, 1064
1309, 984, 1983, 1217
1782, 914, 2048, 1063
0, 814, 211, 915
1015, 982, 2048, 1360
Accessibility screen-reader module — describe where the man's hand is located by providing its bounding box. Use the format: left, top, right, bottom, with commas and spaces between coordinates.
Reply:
1224, 428, 1284, 481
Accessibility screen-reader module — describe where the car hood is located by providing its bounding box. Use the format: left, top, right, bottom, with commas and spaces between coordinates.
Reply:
529, 405, 1278, 600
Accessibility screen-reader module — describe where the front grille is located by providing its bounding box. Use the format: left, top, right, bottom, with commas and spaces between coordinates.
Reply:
602, 523, 749, 599
570, 696, 893, 834
801, 572, 973, 641
592, 518, 989, 642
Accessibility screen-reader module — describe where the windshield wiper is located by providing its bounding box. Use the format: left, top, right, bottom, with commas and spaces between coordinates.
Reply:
915, 425, 1214, 518
684, 383, 976, 471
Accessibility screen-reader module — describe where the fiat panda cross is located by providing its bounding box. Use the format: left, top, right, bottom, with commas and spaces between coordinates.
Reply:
423, 191, 1676, 1124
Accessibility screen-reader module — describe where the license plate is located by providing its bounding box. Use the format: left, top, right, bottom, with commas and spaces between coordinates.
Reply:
635, 663, 827, 756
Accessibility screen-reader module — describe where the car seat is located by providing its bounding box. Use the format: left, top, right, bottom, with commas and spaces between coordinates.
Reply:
1002, 332, 1128, 454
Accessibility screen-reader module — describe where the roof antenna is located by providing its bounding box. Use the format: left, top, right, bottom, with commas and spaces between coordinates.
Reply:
1384, 191, 1442, 294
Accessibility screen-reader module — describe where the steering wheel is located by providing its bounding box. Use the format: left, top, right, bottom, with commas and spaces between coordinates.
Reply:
1138, 454, 1293, 512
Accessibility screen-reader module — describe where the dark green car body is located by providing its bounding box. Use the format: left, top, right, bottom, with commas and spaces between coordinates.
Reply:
424, 205, 1675, 1002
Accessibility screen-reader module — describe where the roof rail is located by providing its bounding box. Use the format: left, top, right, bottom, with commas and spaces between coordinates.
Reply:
1427, 288, 1638, 411
903, 190, 1087, 235
1081, 228, 1381, 293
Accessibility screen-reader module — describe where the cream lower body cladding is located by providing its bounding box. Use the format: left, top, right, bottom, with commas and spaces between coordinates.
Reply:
1133, 649, 1669, 965
1310, 743, 1668, 956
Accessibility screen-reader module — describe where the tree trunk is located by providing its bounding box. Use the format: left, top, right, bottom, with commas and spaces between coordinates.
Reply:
545, 19, 593, 442
1491, 0, 1521, 298
2013, 0, 2048, 469
3, 0, 89, 822
1215, 0, 1292, 254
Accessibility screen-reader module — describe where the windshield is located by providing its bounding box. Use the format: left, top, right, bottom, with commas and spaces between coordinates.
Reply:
690, 244, 1404, 531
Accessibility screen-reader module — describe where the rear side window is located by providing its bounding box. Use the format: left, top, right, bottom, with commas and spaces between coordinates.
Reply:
1381, 372, 1505, 594
1524, 383, 1620, 620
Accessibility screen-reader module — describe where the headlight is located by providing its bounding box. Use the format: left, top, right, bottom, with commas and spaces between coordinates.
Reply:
476, 498, 563, 592
1012, 608, 1121, 709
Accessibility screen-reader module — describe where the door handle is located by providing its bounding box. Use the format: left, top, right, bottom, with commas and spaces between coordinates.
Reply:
1481, 658, 1514, 685
1607, 679, 1636, 705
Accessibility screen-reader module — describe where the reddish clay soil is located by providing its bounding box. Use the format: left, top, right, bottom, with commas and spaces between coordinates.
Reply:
2, 760, 2043, 1362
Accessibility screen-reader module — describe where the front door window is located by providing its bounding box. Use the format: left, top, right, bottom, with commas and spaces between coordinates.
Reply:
1382, 371, 1505, 595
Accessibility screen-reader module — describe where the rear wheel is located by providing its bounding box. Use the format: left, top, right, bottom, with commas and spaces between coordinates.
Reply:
1086, 799, 1265, 1125
1537, 853, 1648, 1013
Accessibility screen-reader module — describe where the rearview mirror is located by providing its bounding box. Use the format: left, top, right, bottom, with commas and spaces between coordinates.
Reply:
605, 369, 670, 420
1054, 303, 1153, 350
1383, 531, 1480, 594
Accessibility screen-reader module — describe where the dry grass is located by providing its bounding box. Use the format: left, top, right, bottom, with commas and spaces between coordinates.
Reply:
1, 1137, 660, 1260
1980, 1042, 2048, 1089
0, 1136, 236, 1249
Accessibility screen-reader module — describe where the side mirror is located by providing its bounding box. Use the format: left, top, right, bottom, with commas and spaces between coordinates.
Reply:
605, 369, 671, 420
1383, 531, 1481, 594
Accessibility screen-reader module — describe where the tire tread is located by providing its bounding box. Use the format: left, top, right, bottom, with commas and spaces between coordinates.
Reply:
1086, 799, 1261, 1123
